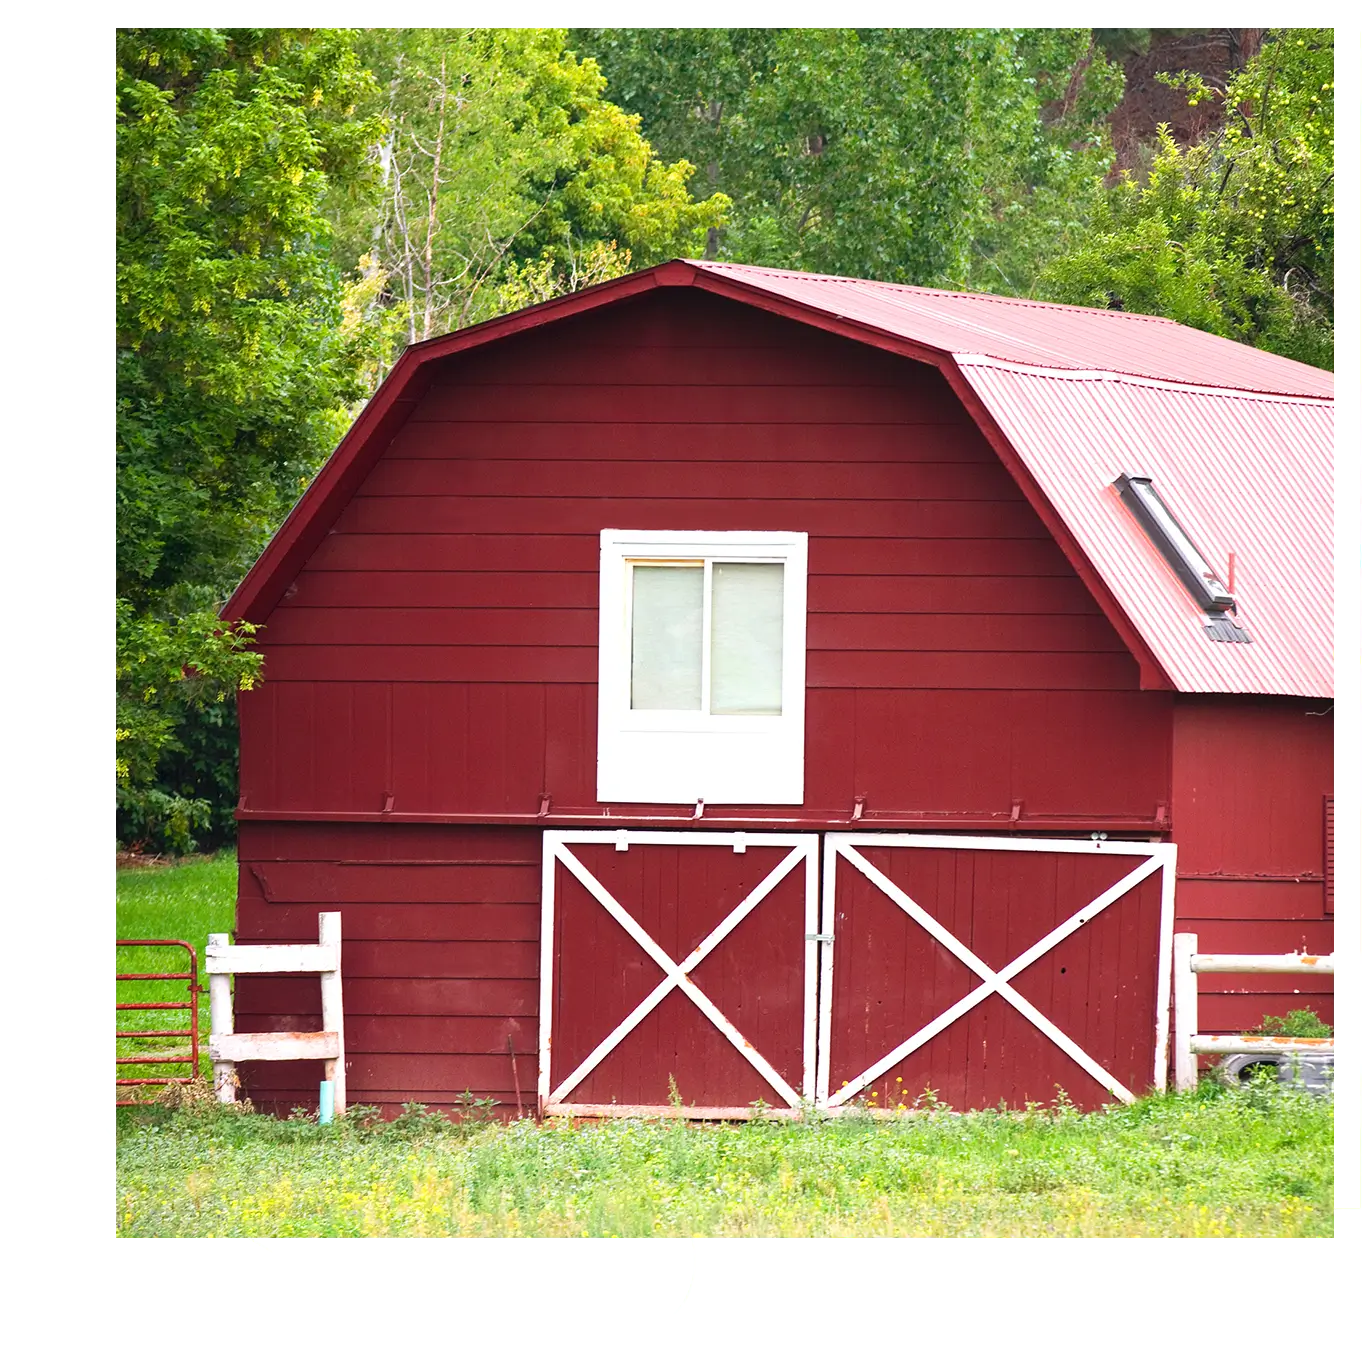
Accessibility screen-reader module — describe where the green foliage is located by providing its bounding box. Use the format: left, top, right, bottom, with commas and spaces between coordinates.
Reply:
116, 1080, 1332, 1236
1039, 30, 1333, 367
571, 28, 1123, 293
116, 30, 383, 849
348, 29, 728, 352
115, 600, 261, 851
1256, 1008, 1332, 1039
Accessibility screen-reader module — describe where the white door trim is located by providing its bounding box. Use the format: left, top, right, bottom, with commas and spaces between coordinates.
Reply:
818, 834, 1177, 1107
539, 830, 819, 1115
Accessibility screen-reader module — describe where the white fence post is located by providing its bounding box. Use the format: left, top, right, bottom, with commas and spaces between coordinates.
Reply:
207, 932, 236, 1103
1173, 932, 1198, 1091
205, 913, 345, 1114
318, 912, 346, 1115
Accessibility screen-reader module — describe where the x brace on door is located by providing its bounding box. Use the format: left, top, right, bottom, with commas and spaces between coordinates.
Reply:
539, 831, 820, 1115
818, 835, 1178, 1107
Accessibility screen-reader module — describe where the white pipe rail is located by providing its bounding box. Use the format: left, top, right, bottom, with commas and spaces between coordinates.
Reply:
206, 912, 345, 1113
1172, 932, 1334, 1091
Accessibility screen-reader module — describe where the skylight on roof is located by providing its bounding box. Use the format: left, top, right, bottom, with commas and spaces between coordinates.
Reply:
1114, 473, 1236, 613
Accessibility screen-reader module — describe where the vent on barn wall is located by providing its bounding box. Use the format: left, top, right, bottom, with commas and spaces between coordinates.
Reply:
1114, 473, 1251, 644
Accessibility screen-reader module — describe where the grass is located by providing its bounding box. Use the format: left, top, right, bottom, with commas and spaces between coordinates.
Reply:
116, 1081, 1332, 1237
116, 852, 236, 1091
115, 854, 1332, 1237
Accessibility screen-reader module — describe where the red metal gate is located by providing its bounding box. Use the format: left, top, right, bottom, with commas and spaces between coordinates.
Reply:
116, 939, 200, 1103
539, 831, 819, 1117
818, 835, 1176, 1111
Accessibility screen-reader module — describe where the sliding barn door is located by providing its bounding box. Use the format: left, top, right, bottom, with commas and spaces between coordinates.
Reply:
818, 835, 1176, 1111
540, 831, 818, 1116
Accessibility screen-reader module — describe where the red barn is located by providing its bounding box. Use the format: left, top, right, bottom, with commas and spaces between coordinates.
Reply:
222, 260, 1334, 1116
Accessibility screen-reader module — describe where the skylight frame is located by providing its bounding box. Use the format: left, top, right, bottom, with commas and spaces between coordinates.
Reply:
1114, 473, 1236, 613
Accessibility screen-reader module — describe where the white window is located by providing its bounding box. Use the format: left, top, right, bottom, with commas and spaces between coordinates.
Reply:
597, 530, 808, 804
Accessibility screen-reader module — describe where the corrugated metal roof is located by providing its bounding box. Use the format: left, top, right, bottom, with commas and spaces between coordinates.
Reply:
689, 262, 1334, 697
959, 360, 1332, 696
692, 261, 1335, 399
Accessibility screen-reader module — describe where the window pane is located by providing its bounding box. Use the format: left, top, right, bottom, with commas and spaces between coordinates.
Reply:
711, 562, 783, 715
631, 564, 703, 710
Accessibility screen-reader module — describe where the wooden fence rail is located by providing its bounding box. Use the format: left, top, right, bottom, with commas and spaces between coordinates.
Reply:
1172, 932, 1334, 1091
206, 912, 345, 1113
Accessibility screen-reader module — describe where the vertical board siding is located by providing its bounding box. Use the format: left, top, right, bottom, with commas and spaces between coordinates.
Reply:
547, 842, 807, 1109
241, 287, 1165, 824
825, 845, 1165, 1111
1170, 697, 1334, 1035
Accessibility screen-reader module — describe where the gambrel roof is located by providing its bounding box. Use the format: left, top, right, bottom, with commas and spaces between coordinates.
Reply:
225, 259, 1333, 697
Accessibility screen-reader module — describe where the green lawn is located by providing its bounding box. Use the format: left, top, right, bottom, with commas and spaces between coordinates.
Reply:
116, 853, 237, 1091
115, 854, 1332, 1237
116, 1084, 1331, 1237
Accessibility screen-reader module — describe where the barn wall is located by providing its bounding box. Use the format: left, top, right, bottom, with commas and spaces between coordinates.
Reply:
234, 822, 541, 1111
239, 288, 1171, 830
1170, 696, 1334, 1036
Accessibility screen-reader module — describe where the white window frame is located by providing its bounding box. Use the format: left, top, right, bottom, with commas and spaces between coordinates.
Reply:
597, 529, 808, 804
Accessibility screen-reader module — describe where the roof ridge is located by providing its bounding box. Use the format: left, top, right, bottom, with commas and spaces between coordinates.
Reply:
693, 260, 1179, 325
955, 354, 1335, 404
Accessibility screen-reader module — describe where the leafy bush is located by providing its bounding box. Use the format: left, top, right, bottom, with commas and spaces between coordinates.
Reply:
1256, 1009, 1332, 1039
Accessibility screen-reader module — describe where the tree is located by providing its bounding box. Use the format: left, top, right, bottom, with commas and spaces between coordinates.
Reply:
347, 29, 728, 362
117, 29, 381, 849
569, 28, 1123, 294
1037, 30, 1333, 369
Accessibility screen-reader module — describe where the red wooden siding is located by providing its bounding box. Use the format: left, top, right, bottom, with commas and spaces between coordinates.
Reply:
239, 287, 1169, 830
234, 823, 541, 1110
1170, 697, 1334, 1036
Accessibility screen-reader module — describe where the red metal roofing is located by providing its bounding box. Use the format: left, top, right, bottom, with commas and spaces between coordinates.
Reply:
959, 360, 1332, 696
692, 261, 1335, 399
225, 259, 1334, 698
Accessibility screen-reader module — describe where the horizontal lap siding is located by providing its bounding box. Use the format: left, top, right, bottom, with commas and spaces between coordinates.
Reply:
303, 534, 1079, 576
235, 824, 540, 1110
243, 288, 1163, 825
335, 497, 1049, 537
1170, 698, 1334, 1039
